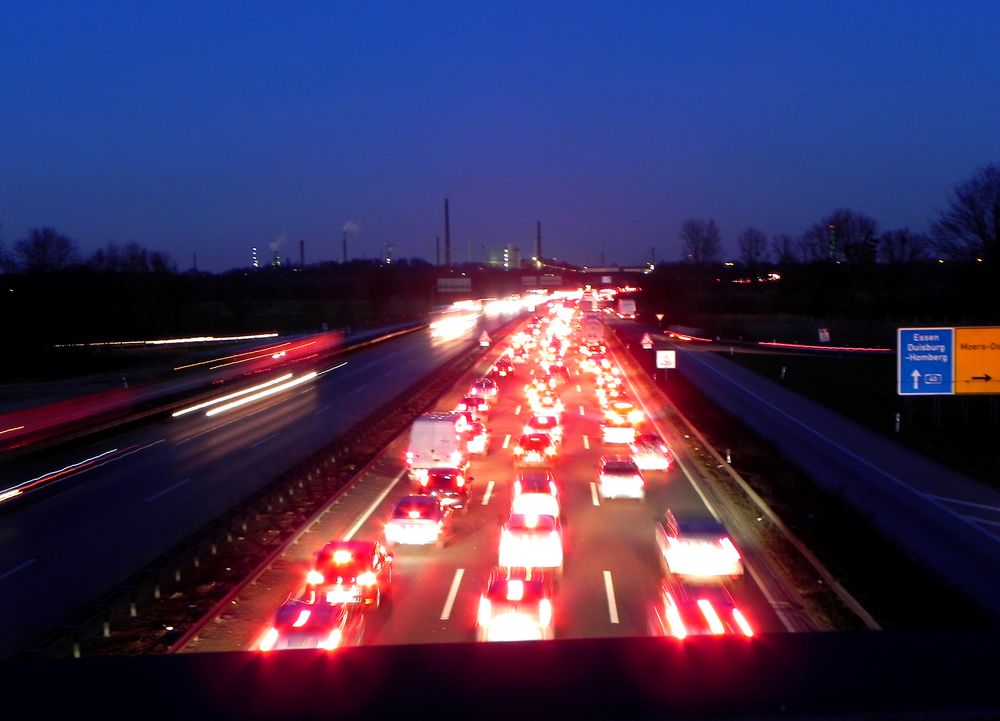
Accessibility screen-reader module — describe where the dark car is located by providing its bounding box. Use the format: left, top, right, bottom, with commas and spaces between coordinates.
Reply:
306, 539, 393, 609
492, 356, 515, 377
256, 597, 366, 651
419, 467, 472, 510
385, 494, 452, 548
513, 433, 557, 467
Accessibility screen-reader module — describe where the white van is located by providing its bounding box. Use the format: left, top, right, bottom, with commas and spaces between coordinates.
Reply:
405, 412, 469, 483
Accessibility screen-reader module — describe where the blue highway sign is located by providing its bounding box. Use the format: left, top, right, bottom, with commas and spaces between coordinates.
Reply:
898, 328, 954, 395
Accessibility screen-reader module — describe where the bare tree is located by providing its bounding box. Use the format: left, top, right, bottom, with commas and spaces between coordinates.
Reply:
931, 162, 1000, 263
679, 218, 722, 264
0, 223, 11, 273
14, 227, 80, 272
770, 233, 797, 264
90, 240, 176, 273
879, 228, 928, 265
737, 226, 768, 267
798, 225, 828, 262
800, 209, 878, 265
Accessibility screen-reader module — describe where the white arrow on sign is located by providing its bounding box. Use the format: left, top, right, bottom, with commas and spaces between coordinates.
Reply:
911, 368, 921, 390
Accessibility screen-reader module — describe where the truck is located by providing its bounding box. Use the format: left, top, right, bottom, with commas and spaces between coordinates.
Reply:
405, 412, 469, 484
581, 312, 604, 346
617, 298, 636, 319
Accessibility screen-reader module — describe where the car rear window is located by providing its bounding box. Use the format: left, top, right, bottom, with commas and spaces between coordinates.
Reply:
603, 461, 638, 474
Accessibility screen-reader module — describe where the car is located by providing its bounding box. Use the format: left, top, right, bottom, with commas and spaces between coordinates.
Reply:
491, 356, 515, 377
497, 513, 563, 572
655, 510, 744, 582
513, 469, 559, 500
456, 395, 490, 418
601, 400, 641, 444
523, 413, 562, 444
469, 377, 498, 399
384, 495, 452, 549
597, 456, 645, 500
256, 597, 366, 651
510, 486, 560, 520
651, 576, 754, 639
629, 433, 673, 471
465, 420, 491, 455
513, 433, 557, 467
476, 566, 555, 642
418, 467, 472, 509
306, 540, 393, 609
531, 392, 563, 417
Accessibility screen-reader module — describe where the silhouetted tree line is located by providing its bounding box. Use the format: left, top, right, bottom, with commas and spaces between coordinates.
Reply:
656, 162, 1000, 331
0, 238, 528, 349
676, 161, 1000, 271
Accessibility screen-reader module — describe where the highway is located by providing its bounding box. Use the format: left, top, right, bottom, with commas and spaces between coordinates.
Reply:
0, 310, 520, 658
186, 308, 804, 653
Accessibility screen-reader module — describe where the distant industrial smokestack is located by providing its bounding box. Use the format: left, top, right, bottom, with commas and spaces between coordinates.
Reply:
342, 230, 347, 264
300, 239, 305, 270
536, 221, 541, 261
436, 236, 440, 266
444, 198, 452, 268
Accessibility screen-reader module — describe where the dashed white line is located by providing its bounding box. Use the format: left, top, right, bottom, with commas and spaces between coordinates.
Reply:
603, 571, 620, 624
502, 433, 511, 449
482, 480, 495, 505
313, 404, 332, 416
249, 432, 279, 449
440, 568, 465, 620
579, 405, 585, 416
583, 434, 590, 450
927, 495, 1000, 513
0, 558, 37, 583
576, 384, 582, 392
344, 469, 406, 540
145, 478, 190, 502
590, 482, 601, 506
514, 405, 522, 415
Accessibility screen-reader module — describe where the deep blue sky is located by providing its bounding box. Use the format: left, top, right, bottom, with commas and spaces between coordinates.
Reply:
3, 1, 999, 272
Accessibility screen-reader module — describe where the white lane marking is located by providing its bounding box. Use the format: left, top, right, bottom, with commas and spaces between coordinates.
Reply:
603, 571, 620, 624
316, 360, 349, 377
344, 470, 406, 540
249, 432, 279, 449
313, 404, 331, 416
514, 405, 522, 415
576, 384, 582, 393
440, 568, 465, 620
590, 482, 601, 506
145, 478, 190, 502
963, 515, 1000, 528
0, 558, 37, 583
583, 435, 590, 450
744, 560, 797, 632
482, 480, 495, 505
579, 405, 585, 416
502, 433, 511, 449
927, 495, 1000, 513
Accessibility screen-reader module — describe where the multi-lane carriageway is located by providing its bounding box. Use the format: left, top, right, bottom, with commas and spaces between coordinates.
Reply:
186, 316, 821, 652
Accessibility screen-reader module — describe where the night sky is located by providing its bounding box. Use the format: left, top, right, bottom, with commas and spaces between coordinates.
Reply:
3, 1, 999, 272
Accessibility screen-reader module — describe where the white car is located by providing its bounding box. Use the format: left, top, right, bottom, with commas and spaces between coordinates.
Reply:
498, 513, 563, 572
598, 456, 645, 500
655, 510, 744, 581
